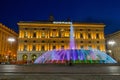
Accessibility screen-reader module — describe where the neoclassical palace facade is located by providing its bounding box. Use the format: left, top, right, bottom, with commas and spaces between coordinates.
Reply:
17, 21, 105, 62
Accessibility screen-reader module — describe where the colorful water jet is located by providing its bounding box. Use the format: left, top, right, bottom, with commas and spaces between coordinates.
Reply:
70, 22, 75, 49
34, 22, 117, 64
34, 48, 117, 64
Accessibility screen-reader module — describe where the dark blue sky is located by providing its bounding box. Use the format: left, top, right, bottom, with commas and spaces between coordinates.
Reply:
0, 0, 120, 35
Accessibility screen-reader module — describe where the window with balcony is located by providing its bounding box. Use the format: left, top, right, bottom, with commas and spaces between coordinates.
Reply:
33, 32, 36, 38
24, 31, 27, 38
80, 33, 83, 38
24, 45, 27, 51
41, 32, 45, 38
96, 33, 99, 39
41, 46, 45, 51
32, 45, 36, 51
88, 33, 91, 39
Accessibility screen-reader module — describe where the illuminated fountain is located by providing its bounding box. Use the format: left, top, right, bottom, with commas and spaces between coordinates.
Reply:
34, 22, 117, 64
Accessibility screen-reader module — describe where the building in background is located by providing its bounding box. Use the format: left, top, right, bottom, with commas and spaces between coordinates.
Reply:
17, 20, 105, 62
0, 23, 18, 63
106, 31, 120, 62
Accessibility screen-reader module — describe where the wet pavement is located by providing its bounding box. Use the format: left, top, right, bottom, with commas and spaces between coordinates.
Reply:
0, 64, 120, 75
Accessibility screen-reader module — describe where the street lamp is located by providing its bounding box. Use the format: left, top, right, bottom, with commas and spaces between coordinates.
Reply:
8, 38, 15, 43
108, 40, 115, 46
8, 37, 15, 63
107, 40, 115, 58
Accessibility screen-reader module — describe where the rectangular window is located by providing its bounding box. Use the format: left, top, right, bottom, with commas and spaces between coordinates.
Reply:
96, 33, 99, 39
88, 33, 91, 39
33, 32, 36, 38
24, 31, 27, 38
24, 45, 27, 51
41, 32, 45, 38
80, 33, 83, 38
41, 46, 45, 51
61, 32, 65, 37
32, 45, 36, 51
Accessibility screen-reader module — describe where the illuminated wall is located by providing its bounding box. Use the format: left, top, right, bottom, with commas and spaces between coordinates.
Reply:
0, 23, 18, 62
106, 31, 120, 62
17, 21, 105, 61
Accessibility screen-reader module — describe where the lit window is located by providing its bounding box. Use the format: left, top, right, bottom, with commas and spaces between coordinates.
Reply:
52, 33, 57, 37
88, 33, 91, 39
41, 32, 45, 38
96, 33, 99, 39
24, 45, 27, 51
32, 45, 36, 51
33, 32, 36, 38
80, 33, 83, 38
22, 54, 28, 61
41, 46, 45, 51
31, 54, 37, 61
24, 31, 27, 38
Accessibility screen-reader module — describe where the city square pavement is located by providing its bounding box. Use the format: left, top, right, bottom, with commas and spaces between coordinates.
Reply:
0, 64, 120, 80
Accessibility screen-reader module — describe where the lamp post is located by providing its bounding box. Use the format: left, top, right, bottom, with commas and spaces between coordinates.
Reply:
108, 40, 115, 58
8, 37, 15, 63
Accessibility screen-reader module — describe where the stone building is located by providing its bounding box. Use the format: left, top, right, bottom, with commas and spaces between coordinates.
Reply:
0, 23, 18, 63
17, 20, 105, 62
106, 31, 120, 62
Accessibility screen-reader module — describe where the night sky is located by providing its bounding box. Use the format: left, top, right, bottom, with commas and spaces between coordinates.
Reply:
0, 0, 120, 35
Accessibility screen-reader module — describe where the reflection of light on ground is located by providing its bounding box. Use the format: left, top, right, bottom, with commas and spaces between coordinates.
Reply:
2, 65, 17, 72
108, 66, 120, 74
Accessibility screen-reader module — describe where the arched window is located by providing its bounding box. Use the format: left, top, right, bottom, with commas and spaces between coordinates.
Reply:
31, 54, 37, 61
22, 54, 28, 61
